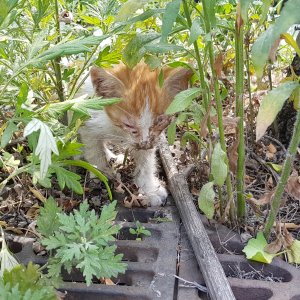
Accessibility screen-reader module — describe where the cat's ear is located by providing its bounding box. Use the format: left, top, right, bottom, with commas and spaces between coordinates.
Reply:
162, 68, 193, 101
90, 66, 125, 98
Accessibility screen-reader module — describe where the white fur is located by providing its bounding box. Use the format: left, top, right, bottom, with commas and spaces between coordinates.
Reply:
79, 104, 167, 206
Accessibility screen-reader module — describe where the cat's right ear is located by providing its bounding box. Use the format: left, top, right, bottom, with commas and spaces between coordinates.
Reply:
90, 66, 125, 98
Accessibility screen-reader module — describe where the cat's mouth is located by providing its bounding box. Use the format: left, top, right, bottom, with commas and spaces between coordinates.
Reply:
135, 141, 155, 150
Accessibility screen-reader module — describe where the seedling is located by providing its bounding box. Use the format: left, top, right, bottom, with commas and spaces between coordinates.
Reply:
129, 221, 151, 241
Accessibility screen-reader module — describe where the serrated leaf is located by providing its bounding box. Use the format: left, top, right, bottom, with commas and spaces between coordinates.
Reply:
53, 166, 83, 194
252, 0, 300, 78
24, 119, 59, 178
188, 18, 202, 45
56, 142, 83, 160
211, 143, 228, 186
161, 0, 181, 43
198, 181, 215, 219
256, 81, 299, 141
242, 232, 275, 264
0, 262, 57, 300
36, 197, 62, 237
1, 121, 18, 148
166, 87, 201, 114
287, 239, 300, 264
123, 33, 160, 68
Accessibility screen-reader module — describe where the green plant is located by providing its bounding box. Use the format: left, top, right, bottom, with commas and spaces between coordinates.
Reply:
129, 221, 151, 241
0, 263, 57, 300
37, 198, 127, 285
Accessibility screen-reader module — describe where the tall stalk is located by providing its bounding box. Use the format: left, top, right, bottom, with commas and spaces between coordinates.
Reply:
53, 0, 68, 125
201, 0, 235, 219
264, 108, 300, 239
182, 0, 211, 132
235, 3, 246, 218
245, 32, 255, 146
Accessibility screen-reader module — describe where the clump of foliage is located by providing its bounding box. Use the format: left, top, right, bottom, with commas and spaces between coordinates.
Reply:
129, 220, 151, 240
37, 198, 127, 285
0, 262, 57, 300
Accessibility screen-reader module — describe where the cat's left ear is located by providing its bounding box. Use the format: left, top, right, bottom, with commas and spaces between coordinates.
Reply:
162, 68, 193, 101
90, 66, 125, 98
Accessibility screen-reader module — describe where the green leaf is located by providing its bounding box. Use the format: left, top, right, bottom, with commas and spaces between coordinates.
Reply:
37, 197, 62, 237
161, 0, 181, 43
144, 54, 162, 70
53, 166, 83, 195
116, 0, 149, 21
144, 43, 184, 54
29, 35, 109, 66
242, 232, 275, 264
252, 0, 300, 78
55, 142, 83, 160
287, 239, 300, 264
40, 201, 126, 285
59, 159, 112, 200
266, 162, 282, 173
123, 33, 160, 68
0, 263, 57, 300
166, 87, 201, 114
256, 81, 299, 141
188, 18, 202, 45
211, 143, 228, 186
1, 121, 18, 148
70, 96, 121, 115
260, 0, 272, 24
167, 121, 176, 145
240, 0, 253, 23
24, 119, 59, 178
198, 181, 215, 219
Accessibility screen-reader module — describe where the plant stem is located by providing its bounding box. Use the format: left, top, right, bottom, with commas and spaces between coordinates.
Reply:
53, 0, 68, 125
264, 108, 300, 239
245, 31, 255, 147
235, 4, 246, 218
182, 0, 212, 134
201, 0, 235, 219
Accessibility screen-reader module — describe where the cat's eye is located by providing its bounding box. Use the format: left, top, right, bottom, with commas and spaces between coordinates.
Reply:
123, 123, 138, 135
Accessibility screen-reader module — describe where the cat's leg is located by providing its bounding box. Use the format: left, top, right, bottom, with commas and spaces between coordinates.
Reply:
132, 148, 168, 206
79, 127, 115, 179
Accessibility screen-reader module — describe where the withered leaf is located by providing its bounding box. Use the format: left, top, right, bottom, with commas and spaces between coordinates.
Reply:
285, 170, 300, 200
264, 238, 282, 254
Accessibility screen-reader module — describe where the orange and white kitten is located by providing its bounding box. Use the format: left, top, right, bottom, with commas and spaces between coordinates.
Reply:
79, 62, 192, 206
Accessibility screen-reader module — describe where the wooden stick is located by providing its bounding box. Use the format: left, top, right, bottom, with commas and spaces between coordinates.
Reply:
159, 135, 235, 300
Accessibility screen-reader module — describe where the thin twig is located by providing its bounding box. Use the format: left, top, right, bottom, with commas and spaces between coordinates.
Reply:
174, 275, 208, 293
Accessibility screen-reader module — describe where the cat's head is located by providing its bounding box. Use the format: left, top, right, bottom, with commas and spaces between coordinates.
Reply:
90, 62, 193, 149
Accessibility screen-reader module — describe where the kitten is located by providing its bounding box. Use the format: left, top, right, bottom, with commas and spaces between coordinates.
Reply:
79, 62, 192, 206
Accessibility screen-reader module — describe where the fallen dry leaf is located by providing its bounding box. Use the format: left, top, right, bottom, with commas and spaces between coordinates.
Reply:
264, 237, 282, 254
267, 143, 277, 154
285, 170, 300, 200
29, 187, 46, 203
124, 194, 148, 208
213, 52, 223, 79
282, 226, 294, 248
257, 190, 275, 206
273, 222, 300, 230
100, 278, 115, 285
228, 136, 239, 173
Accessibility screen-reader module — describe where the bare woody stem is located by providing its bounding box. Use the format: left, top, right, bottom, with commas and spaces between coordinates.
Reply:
264, 106, 300, 239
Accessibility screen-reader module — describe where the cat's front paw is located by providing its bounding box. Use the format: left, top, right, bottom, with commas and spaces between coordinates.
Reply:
146, 185, 168, 207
